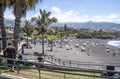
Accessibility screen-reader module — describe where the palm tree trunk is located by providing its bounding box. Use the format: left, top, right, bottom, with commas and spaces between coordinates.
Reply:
14, 16, 21, 51
27, 34, 28, 48
51, 41, 53, 52
60, 40, 62, 48
0, 3, 7, 50
26, 29, 29, 48
42, 33, 44, 55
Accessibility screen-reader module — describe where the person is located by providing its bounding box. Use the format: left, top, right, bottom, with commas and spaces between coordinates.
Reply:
3, 42, 16, 72
81, 46, 85, 52
34, 40, 36, 46
87, 49, 92, 56
113, 52, 116, 56
106, 48, 110, 53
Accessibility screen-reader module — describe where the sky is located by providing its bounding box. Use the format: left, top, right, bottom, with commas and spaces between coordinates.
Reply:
4, 0, 120, 23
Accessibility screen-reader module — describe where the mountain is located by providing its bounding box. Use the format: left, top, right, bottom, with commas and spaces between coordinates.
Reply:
52, 21, 120, 30
4, 19, 14, 26
4, 19, 120, 30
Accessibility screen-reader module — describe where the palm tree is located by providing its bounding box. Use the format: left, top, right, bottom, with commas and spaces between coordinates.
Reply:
32, 9, 57, 55
31, 28, 38, 45
47, 28, 56, 52
0, 0, 8, 50
9, 0, 42, 50
21, 20, 33, 48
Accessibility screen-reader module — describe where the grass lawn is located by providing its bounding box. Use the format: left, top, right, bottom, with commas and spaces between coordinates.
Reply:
1, 67, 102, 79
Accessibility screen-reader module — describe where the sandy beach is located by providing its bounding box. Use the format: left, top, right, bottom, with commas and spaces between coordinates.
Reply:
21, 38, 120, 64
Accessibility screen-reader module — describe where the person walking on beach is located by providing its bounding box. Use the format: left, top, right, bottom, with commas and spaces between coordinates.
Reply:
3, 42, 16, 71
87, 49, 92, 56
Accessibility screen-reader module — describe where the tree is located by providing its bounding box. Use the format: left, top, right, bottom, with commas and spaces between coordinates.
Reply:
22, 20, 33, 48
47, 28, 56, 52
0, 0, 8, 50
9, 0, 42, 50
64, 24, 67, 31
32, 9, 57, 55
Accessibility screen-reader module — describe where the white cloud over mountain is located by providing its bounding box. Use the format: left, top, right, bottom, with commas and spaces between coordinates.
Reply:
4, 6, 120, 23
50, 6, 120, 23
92, 14, 120, 23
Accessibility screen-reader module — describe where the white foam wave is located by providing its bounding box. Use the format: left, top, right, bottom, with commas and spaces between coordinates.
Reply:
107, 41, 120, 48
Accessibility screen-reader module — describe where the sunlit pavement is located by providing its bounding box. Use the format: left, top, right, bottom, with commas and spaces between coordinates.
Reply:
0, 73, 26, 79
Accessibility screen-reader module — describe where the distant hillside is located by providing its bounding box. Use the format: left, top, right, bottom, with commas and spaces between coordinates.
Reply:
52, 21, 120, 30
4, 19, 120, 30
4, 19, 14, 25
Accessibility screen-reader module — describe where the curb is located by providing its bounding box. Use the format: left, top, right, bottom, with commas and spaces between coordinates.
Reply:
0, 73, 27, 79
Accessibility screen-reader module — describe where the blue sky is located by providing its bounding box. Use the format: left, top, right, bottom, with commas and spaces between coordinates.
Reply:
4, 0, 120, 23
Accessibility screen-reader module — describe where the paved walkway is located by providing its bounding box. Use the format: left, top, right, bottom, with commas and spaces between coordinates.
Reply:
0, 73, 26, 79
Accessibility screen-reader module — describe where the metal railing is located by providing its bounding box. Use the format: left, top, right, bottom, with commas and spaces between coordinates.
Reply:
0, 56, 120, 79
19, 42, 120, 70
43, 55, 120, 70
22, 54, 120, 70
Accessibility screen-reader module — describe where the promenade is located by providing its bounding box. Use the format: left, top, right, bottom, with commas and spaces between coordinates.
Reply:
0, 73, 26, 79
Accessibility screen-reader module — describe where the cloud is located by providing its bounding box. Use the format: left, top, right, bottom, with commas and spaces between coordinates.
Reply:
51, 6, 62, 13
50, 6, 90, 23
4, 10, 15, 20
92, 14, 120, 23
50, 6, 120, 23
5, 6, 119, 23
26, 13, 39, 20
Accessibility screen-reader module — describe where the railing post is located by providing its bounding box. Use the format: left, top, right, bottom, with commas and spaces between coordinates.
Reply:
55, 59, 56, 62
69, 61, 71, 67
38, 65, 41, 79
48, 56, 50, 60
51, 56, 53, 62
93, 73, 95, 79
118, 73, 120, 79
63, 62, 65, 66
64, 72, 66, 79
14, 59, 20, 74
0, 68, 1, 75
58, 59, 60, 66
88, 63, 89, 69
78, 64, 80, 68
17, 66, 20, 74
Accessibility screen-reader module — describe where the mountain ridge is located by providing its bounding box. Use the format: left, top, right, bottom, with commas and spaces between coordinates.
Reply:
4, 19, 120, 30
52, 21, 120, 30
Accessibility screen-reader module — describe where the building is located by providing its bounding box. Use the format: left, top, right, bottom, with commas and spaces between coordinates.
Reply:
0, 24, 14, 51
5, 24, 14, 31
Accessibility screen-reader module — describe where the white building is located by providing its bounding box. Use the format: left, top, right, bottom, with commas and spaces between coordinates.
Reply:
0, 24, 14, 50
